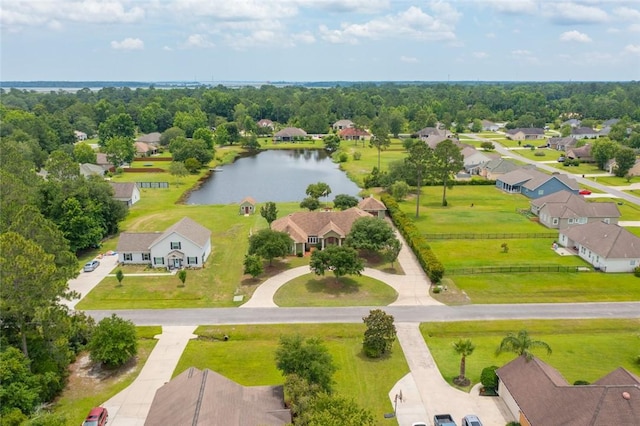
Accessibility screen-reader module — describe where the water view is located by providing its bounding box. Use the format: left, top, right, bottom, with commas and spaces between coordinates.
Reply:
186, 149, 362, 204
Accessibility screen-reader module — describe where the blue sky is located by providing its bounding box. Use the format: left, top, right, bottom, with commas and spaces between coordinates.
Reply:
1, 0, 639, 82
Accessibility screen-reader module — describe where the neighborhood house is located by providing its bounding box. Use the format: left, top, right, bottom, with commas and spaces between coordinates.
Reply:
496, 167, 579, 199
109, 182, 141, 207
505, 128, 545, 141
239, 196, 256, 215
530, 190, 620, 229
116, 217, 212, 269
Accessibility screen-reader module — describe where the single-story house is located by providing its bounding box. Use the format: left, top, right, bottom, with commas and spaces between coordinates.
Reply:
74, 130, 88, 141
109, 182, 141, 207
257, 119, 274, 129
116, 217, 212, 269
80, 163, 106, 178
497, 355, 640, 426
134, 141, 158, 157
481, 120, 500, 131
136, 132, 161, 144
571, 127, 599, 139
423, 134, 459, 149
95, 153, 115, 172
339, 127, 370, 141
548, 137, 577, 152
239, 196, 256, 215
561, 118, 581, 128
530, 190, 620, 229
496, 167, 579, 199
480, 158, 519, 180
273, 127, 307, 142
333, 119, 354, 130
357, 195, 387, 219
505, 128, 545, 141
566, 144, 592, 162
415, 126, 452, 140
558, 221, 640, 272
461, 146, 497, 175
271, 207, 372, 254
145, 367, 291, 426
607, 158, 640, 176
603, 118, 619, 127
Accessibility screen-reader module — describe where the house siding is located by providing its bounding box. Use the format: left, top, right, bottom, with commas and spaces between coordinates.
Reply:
150, 231, 211, 269
559, 233, 639, 273
497, 382, 521, 421
118, 252, 151, 265
521, 179, 578, 199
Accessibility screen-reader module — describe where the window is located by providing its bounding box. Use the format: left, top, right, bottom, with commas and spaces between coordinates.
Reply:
577, 217, 587, 224
142, 253, 151, 261
568, 218, 574, 224
308, 236, 318, 244
171, 241, 181, 250
604, 218, 610, 224
187, 257, 198, 265
123, 253, 132, 261
631, 260, 637, 266
552, 218, 559, 225
154, 257, 164, 265
538, 190, 544, 195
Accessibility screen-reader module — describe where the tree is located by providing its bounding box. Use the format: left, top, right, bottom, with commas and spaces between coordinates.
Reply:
405, 141, 431, 218
592, 139, 619, 170
452, 339, 475, 386
170, 137, 213, 165
300, 196, 321, 211
306, 182, 332, 200
104, 136, 135, 168
45, 150, 80, 181
309, 245, 364, 283
88, 314, 138, 367
430, 139, 464, 206
214, 124, 230, 146
470, 119, 482, 133
496, 330, 552, 361
248, 228, 292, 266
323, 134, 341, 153
98, 113, 135, 146
275, 335, 336, 393
381, 238, 402, 268
0, 347, 42, 416
177, 269, 187, 287
169, 161, 189, 182
345, 217, 398, 253
362, 309, 396, 358
115, 269, 124, 287
332, 194, 359, 210
260, 201, 278, 227
73, 142, 96, 164
480, 365, 499, 390
184, 157, 201, 173
193, 127, 214, 149
173, 109, 207, 137
160, 126, 185, 146
614, 146, 636, 177
370, 120, 390, 170
58, 197, 104, 252
480, 141, 495, 151
302, 393, 375, 426
243, 254, 264, 279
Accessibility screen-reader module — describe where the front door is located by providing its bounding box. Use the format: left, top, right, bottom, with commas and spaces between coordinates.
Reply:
173, 258, 182, 268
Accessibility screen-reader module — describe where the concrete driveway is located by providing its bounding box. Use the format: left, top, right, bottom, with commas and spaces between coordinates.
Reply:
64, 253, 119, 309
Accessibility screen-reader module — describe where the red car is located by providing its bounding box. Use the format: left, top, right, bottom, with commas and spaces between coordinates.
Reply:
579, 189, 592, 195
82, 407, 108, 426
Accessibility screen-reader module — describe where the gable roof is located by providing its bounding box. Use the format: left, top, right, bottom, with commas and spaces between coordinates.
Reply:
357, 195, 386, 212
135, 141, 155, 154
339, 127, 370, 137
333, 119, 354, 127
136, 132, 161, 143
257, 119, 274, 127
548, 137, 577, 148
159, 217, 211, 248
416, 127, 450, 138
95, 153, 111, 166
571, 127, 597, 136
274, 127, 307, 138
145, 367, 291, 426
506, 128, 545, 135
109, 182, 137, 200
482, 158, 519, 174
560, 221, 640, 259
80, 163, 105, 177
272, 207, 371, 243
531, 190, 620, 219
116, 232, 162, 252
499, 168, 579, 191
116, 217, 211, 253
497, 356, 640, 426
240, 196, 256, 205
567, 144, 592, 159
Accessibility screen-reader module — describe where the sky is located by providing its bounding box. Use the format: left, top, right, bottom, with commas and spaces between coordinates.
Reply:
1, 0, 639, 82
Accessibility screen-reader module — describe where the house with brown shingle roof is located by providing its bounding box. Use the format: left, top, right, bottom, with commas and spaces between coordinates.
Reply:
505, 128, 545, 141
548, 137, 577, 152
497, 355, 640, 425
496, 167, 579, 199
566, 144, 592, 162
357, 195, 387, 219
271, 207, 372, 254
480, 158, 519, 180
273, 127, 307, 142
239, 196, 256, 215
109, 182, 141, 207
116, 217, 212, 269
339, 127, 370, 141
257, 119, 274, 129
145, 367, 291, 426
333, 119, 354, 130
530, 190, 620, 229
558, 221, 640, 272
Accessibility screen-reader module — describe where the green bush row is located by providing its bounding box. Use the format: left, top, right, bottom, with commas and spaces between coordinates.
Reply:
381, 194, 444, 283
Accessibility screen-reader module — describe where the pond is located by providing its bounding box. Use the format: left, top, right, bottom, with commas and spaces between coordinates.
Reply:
185, 149, 362, 204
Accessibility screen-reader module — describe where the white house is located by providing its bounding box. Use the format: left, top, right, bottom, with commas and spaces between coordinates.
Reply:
558, 221, 640, 272
109, 182, 141, 207
332, 119, 354, 131
74, 130, 88, 141
116, 217, 212, 269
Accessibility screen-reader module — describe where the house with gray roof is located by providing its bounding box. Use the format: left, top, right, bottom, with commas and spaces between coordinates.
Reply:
257, 119, 274, 129
497, 355, 640, 425
461, 146, 498, 175
145, 367, 290, 426
272, 207, 372, 254
332, 119, 354, 130
481, 120, 500, 131
109, 182, 141, 207
479, 158, 519, 180
530, 190, 620, 229
415, 126, 452, 140
116, 217, 212, 269
561, 118, 581, 128
505, 128, 545, 141
273, 127, 307, 142
548, 137, 577, 152
80, 163, 106, 178
496, 167, 579, 199
357, 195, 387, 218
558, 221, 640, 272
571, 127, 599, 139
566, 144, 592, 162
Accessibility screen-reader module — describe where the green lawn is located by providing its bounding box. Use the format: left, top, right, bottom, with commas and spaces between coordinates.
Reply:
338, 138, 409, 187
176, 324, 409, 425
545, 161, 604, 176
506, 147, 556, 161
421, 319, 640, 390
590, 175, 640, 186
273, 274, 398, 307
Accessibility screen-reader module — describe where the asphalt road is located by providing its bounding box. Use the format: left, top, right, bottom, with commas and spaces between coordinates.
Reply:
85, 302, 640, 326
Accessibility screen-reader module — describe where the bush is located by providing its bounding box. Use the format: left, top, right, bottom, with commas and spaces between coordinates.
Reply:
432, 286, 441, 294
480, 365, 499, 389
353, 151, 362, 160
634, 266, 640, 277
88, 314, 138, 368
573, 380, 590, 386
534, 151, 545, 157
338, 152, 349, 162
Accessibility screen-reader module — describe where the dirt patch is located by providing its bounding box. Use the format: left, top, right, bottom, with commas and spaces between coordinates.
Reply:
65, 353, 139, 394
430, 278, 472, 305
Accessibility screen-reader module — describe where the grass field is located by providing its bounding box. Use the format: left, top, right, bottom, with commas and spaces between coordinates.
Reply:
273, 274, 398, 307
175, 324, 409, 425
421, 319, 640, 390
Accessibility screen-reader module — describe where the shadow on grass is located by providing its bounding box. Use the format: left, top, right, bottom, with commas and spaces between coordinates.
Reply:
305, 277, 361, 295
355, 350, 393, 363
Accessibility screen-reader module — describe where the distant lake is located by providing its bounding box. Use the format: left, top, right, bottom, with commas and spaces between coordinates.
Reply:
186, 149, 362, 204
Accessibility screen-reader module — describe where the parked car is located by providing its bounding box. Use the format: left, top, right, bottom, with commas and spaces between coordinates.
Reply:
82, 407, 108, 426
579, 189, 592, 195
461, 414, 483, 426
557, 156, 566, 162
434, 414, 457, 426
523, 143, 534, 148
83, 260, 100, 272
412, 423, 428, 426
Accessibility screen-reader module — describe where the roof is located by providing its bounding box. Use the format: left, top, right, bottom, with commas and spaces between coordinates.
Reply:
240, 196, 256, 205
257, 119, 274, 126
531, 190, 620, 220
274, 127, 307, 137
423, 135, 450, 148
560, 221, 640, 259
116, 217, 211, 252
482, 158, 519, 174
567, 144, 592, 158
333, 119, 354, 127
95, 153, 111, 166
136, 132, 161, 143
80, 163, 105, 177
339, 127, 370, 137
571, 127, 597, 135
506, 128, 545, 135
109, 182, 137, 200
272, 207, 371, 243
145, 367, 291, 426
497, 356, 640, 426
357, 195, 386, 212
499, 168, 579, 192
160, 217, 211, 248
135, 141, 155, 153
548, 137, 577, 147
416, 127, 450, 138
116, 232, 162, 252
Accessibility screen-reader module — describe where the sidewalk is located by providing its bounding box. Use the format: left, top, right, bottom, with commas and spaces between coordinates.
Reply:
103, 326, 198, 426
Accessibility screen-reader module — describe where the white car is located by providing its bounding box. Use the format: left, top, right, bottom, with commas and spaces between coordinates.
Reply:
83, 260, 100, 272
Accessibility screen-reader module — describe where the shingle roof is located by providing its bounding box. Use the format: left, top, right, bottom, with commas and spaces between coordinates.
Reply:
416, 127, 450, 137
506, 128, 545, 135
116, 217, 211, 252
358, 195, 386, 212
499, 168, 579, 191
160, 217, 211, 248
532, 190, 620, 219
109, 182, 137, 200
80, 163, 105, 177
257, 119, 274, 127
135, 141, 153, 153
271, 207, 371, 243
145, 367, 291, 426
240, 196, 256, 205
136, 132, 161, 143
274, 127, 307, 137
567, 144, 592, 158
339, 127, 370, 137
571, 127, 597, 135
483, 158, 519, 174
333, 119, 354, 127
497, 356, 640, 426
548, 137, 577, 148
561, 221, 640, 259
116, 232, 162, 252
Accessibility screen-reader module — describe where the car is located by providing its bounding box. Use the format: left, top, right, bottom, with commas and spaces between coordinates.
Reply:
523, 143, 534, 148
461, 414, 483, 426
82, 407, 108, 426
411, 423, 428, 426
83, 260, 100, 272
579, 189, 592, 195
557, 156, 566, 162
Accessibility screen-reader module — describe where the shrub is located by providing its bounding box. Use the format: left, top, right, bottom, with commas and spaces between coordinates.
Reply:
534, 151, 545, 157
480, 365, 499, 389
573, 380, 590, 386
338, 152, 349, 163
353, 151, 362, 160
634, 266, 640, 277
432, 286, 441, 294
88, 314, 138, 368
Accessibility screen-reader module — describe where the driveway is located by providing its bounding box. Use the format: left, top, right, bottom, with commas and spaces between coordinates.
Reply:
64, 253, 119, 309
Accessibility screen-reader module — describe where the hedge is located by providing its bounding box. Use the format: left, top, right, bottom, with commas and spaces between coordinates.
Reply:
381, 194, 444, 283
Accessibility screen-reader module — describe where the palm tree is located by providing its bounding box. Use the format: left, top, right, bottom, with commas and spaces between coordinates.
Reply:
452, 339, 475, 386
496, 330, 552, 361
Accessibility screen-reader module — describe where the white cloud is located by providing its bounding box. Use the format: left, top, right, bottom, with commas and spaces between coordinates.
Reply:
629, 23, 640, 33
624, 44, 640, 55
292, 31, 315, 44
487, 0, 538, 15
511, 49, 532, 56
473, 51, 489, 59
294, 0, 389, 14
559, 30, 592, 43
545, 2, 608, 25
400, 55, 418, 63
169, 0, 296, 21
111, 37, 144, 50
182, 34, 215, 49
486, 32, 496, 38
612, 6, 640, 22
163, 45, 173, 51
